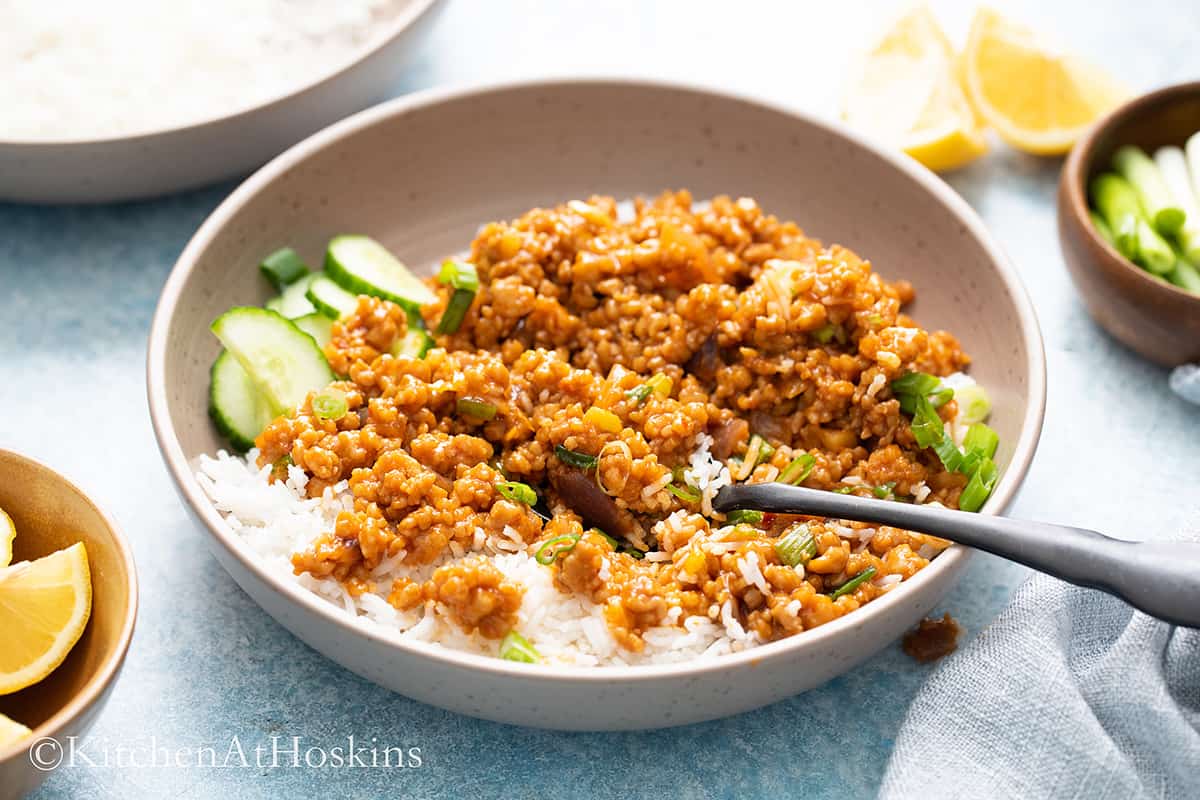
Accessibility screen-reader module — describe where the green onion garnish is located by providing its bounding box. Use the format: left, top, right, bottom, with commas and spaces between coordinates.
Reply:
778, 453, 816, 485
271, 454, 293, 481
496, 480, 537, 505
958, 457, 999, 513
667, 482, 701, 503
311, 388, 348, 420
625, 383, 653, 404
830, 566, 878, 599
834, 486, 855, 494
955, 384, 992, 425
499, 630, 540, 663
891, 371, 941, 397
775, 524, 817, 567
872, 482, 896, 500
555, 444, 598, 470
534, 533, 582, 565
929, 386, 954, 408
435, 261, 479, 335
963, 422, 999, 459
593, 530, 620, 549
621, 546, 646, 560
812, 324, 837, 343
726, 509, 764, 526
456, 396, 497, 421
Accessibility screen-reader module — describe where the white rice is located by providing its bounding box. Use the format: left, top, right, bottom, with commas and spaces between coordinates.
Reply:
196, 449, 762, 667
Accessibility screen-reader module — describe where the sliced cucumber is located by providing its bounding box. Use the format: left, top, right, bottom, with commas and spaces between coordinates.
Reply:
274, 273, 319, 318
306, 274, 359, 319
259, 247, 310, 291
211, 307, 335, 415
390, 326, 434, 359
293, 313, 334, 347
209, 351, 275, 452
324, 235, 436, 312
265, 296, 285, 315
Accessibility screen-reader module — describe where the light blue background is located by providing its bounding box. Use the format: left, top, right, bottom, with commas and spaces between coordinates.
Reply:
3, 1, 1197, 797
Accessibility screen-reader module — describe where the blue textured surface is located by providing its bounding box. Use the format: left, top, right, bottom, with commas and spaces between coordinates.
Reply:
2, 1, 1197, 797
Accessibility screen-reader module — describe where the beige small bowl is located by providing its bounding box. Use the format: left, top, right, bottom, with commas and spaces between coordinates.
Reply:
148, 79, 1046, 730
0, 450, 138, 800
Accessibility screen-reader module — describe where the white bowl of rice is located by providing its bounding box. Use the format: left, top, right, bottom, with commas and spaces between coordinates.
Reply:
147, 79, 1046, 730
0, 0, 444, 203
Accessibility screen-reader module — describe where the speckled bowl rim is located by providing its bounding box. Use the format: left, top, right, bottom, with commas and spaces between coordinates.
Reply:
0, 449, 139, 763
0, 0, 443, 147
1063, 80, 1200, 306
147, 77, 1047, 684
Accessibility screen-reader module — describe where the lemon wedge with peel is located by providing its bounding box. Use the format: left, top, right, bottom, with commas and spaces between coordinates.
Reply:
841, 5, 988, 173
0, 542, 92, 695
0, 713, 32, 747
0, 506, 13, 568
962, 7, 1128, 155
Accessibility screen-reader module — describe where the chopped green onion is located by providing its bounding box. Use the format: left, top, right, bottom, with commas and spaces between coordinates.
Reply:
733, 434, 770, 480
775, 524, 817, 567
434, 261, 479, 335
867, 314, 884, 327
456, 396, 497, 421
311, 388, 348, 420
437, 260, 480, 292
534, 533, 581, 565
931, 434, 965, 473
963, 422, 999, 459
891, 372, 941, 397
625, 383, 653, 404
830, 566, 878, 599
872, 481, 896, 500
555, 444, 598, 470
909, 395, 946, 449
496, 480, 537, 505
833, 486, 855, 494
499, 630, 540, 663
667, 482, 701, 503
928, 386, 954, 408
1113, 146, 1186, 236
778, 453, 817, 485
955, 384, 991, 426
271, 454, 293, 481
755, 436, 776, 463
958, 458, 998, 513
621, 546, 646, 560
593, 530, 620, 549
726, 509, 764, 526
812, 324, 837, 343
259, 247, 309, 291
1089, 210, 1116, 246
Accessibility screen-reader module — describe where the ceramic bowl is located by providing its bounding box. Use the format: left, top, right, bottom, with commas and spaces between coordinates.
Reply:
147, 79, 1046, 731
0, 450, 138, 800
1058, 81, 1200, 366
0, 0, 445, 204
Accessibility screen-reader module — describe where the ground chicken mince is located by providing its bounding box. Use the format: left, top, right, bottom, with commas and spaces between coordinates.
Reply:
202, 191, 984, 665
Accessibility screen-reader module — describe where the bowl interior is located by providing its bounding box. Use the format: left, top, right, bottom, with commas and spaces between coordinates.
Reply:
161, 81, 1040, 474
0, 450, 136, 748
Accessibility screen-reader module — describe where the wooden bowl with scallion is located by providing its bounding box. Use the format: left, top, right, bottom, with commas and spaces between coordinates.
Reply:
1059, 82, 1200, 366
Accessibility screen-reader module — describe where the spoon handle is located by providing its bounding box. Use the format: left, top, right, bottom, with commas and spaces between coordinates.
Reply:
714, 483, 1200, 628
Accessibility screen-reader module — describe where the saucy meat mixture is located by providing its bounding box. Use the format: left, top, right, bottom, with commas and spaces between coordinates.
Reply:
255, 191, 970, 652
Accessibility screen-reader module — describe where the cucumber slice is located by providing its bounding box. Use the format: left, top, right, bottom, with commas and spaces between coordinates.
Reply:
275, 273, 318, 318
390, 326, 434, 359
265, 297, 285, 314
293, 313, 334, 347
306, 274, 359, 319
324, 235, 436, 311
211, 307, 335, 415
209, 351, 275, 452
259, 248, 310, 291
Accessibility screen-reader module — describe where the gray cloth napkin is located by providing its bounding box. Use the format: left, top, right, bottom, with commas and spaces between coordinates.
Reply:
879, 572, 1200, 799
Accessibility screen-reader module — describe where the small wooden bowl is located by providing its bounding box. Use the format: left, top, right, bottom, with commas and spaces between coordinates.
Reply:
0, 450, 137, 800
1059, 82, 1200, 366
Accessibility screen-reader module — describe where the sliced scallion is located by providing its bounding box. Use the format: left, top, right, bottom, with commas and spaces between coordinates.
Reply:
434, 261, 479, 335
667, 482, 701, 503
496, 480, 537, 505
830, 566, 878, 599
726, 509, 764, 526
778, 453, 816, 485
625, 383, 653, 404
555, 444, 598, 470
534, 533, 582, 565
775, 524, 817, 567
958, 457, 998, 513
311, 388, 348, 420
499, 630, 540, 663
963, 422, 999, 459
456, 396, 497, 421
834, 486, 855, 494
813, 324, 837, 344
872, 481, 896, 500
954, 384, 992, 426
593, 530, 620, 549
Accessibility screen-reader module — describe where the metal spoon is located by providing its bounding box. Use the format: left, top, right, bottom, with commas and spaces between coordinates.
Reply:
713, 482, 1200, 628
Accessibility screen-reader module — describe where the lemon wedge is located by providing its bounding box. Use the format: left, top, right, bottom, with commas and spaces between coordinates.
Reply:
0, 542, 92, 695
0, 506, 13, 568
0, 713, 32, 747
842, 4, 988, 172
962, 7, 1128, 155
